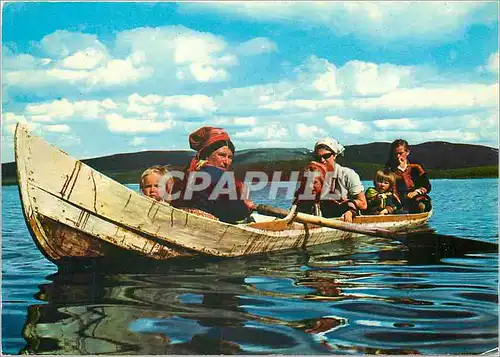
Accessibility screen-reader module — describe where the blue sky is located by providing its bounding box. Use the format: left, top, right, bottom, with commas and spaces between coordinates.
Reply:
2, 1, 498, 163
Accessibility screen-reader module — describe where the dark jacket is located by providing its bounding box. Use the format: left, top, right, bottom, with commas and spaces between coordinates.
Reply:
386, 160, 431, 196
174, 165, 251, 223
386, 160, 432, 212
364, 187, 402, 214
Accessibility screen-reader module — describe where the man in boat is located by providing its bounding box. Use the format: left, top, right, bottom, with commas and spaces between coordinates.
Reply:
385, 139, 432, 213
173, 126, 256, 223
294, 137, 367, 222
140, 165, 174, 202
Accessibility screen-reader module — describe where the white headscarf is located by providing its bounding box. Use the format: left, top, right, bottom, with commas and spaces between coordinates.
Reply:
314, 137, 345, 156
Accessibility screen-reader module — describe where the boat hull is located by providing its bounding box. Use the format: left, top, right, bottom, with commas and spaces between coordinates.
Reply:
14, 124, 432, 265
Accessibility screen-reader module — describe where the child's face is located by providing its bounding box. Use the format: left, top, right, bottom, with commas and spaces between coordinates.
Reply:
376, 179, 391, 193
142, 173, 161, 200
305, 169, 323, 195
311, 176, 323, 195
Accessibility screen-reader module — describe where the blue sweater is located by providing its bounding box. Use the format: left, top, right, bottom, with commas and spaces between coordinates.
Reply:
181, 165, 251, 223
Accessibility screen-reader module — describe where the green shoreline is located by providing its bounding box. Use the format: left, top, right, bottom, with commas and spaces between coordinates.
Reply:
2, 165, 498, 186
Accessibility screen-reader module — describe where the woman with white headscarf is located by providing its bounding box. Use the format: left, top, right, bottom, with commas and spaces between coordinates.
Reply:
294, 137, 367, 223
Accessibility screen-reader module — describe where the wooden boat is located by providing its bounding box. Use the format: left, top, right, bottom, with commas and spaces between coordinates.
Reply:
15, 124, 432, 265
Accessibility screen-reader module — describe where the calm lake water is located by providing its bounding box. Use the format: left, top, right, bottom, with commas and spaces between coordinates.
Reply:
2, 179, 498, 354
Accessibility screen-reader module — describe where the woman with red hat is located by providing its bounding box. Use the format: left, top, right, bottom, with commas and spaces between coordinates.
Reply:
174, 126, 256, 223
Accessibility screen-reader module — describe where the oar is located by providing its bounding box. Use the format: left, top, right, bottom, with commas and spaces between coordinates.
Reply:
255, 204, 396, 238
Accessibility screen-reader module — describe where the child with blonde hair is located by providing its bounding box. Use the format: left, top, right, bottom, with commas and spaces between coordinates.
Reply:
364, 169, 402, 215
140, 165, 173, 202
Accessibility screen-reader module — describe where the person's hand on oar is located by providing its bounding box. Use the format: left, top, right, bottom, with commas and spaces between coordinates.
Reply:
332, 199, 358, 223
240, 184, 257, 212
340, 200, 358, 223
245, 199, 257, 211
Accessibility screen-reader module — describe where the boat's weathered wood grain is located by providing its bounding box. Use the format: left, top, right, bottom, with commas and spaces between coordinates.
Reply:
29, 186, 193, 260
15, 124, 432, 263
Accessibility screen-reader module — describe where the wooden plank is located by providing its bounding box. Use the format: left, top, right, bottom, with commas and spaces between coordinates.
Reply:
15, 124, 432, 261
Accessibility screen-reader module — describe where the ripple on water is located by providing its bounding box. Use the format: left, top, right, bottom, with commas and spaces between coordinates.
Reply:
2, 181, 499, 354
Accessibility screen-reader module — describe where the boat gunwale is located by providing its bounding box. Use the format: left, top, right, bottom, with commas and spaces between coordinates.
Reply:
14, 123, 433, 262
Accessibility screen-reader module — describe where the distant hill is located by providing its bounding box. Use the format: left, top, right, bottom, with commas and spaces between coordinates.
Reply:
2, 141, 498, 185
346, 141, 499, 169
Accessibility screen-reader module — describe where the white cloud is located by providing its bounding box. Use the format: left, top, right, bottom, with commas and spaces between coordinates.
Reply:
465, 112, 498, 142
373, 118, 418, 130
40, 30, 108, 58
4, 69, 61, 89
217, 81, 295, 115
293, 56, 342, 97
114, 26, 237, 83
188, 63, 229, 82
338, 60, 414, 96
233, 116, 256, 126
127, 93, 159, 115
164, 94, 217, 116
233, 123, 288, 140
30, 115, 53, 123
213, 116, 257, 127
296, 123, 327, 139
260, 98, 344, 111
353, 83, 499, 113
2, 26, 281, 106
325, 115, 365, 134
172, 32, 226, 64
312, 68, 342, 97
236, 37, 277, 56
45, 68, 89, 82
487, 52, 499, 75
6, 122, 40, 134
86, 58, 153, 86
295, 56, 418, 98
3, 112, 35, 136
209, 54, 497, 147
73, 100, 114, 119
130, 137, 147, 146
421, 130, 480, 142
105, 113, 173, 133
180, 2, 497, 44
4, 56, 153, 92
476, 51, 499, 76
26, 99, 74, 119
3, 33, 498, 164
25, 98, 118, 122
3, 26, 247, 96
101, 99, 118, 110
61, 47, 108, 70
2, 48, 37, 70
4, 112, 27, 123
44, 124, 71, 133
365, 112, 498, 145
129, 93, 163, 106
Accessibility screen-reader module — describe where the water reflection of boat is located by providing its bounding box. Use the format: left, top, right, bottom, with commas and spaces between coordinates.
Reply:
20, 235, 497, 355
20, 250, 347, 354
15, 124, 432, 265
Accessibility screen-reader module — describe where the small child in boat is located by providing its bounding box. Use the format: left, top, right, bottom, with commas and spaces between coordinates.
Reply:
364, 169, 402, 215
293, 161, 328, 216
294, 161, 360, 220
140, 165, 173, 202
